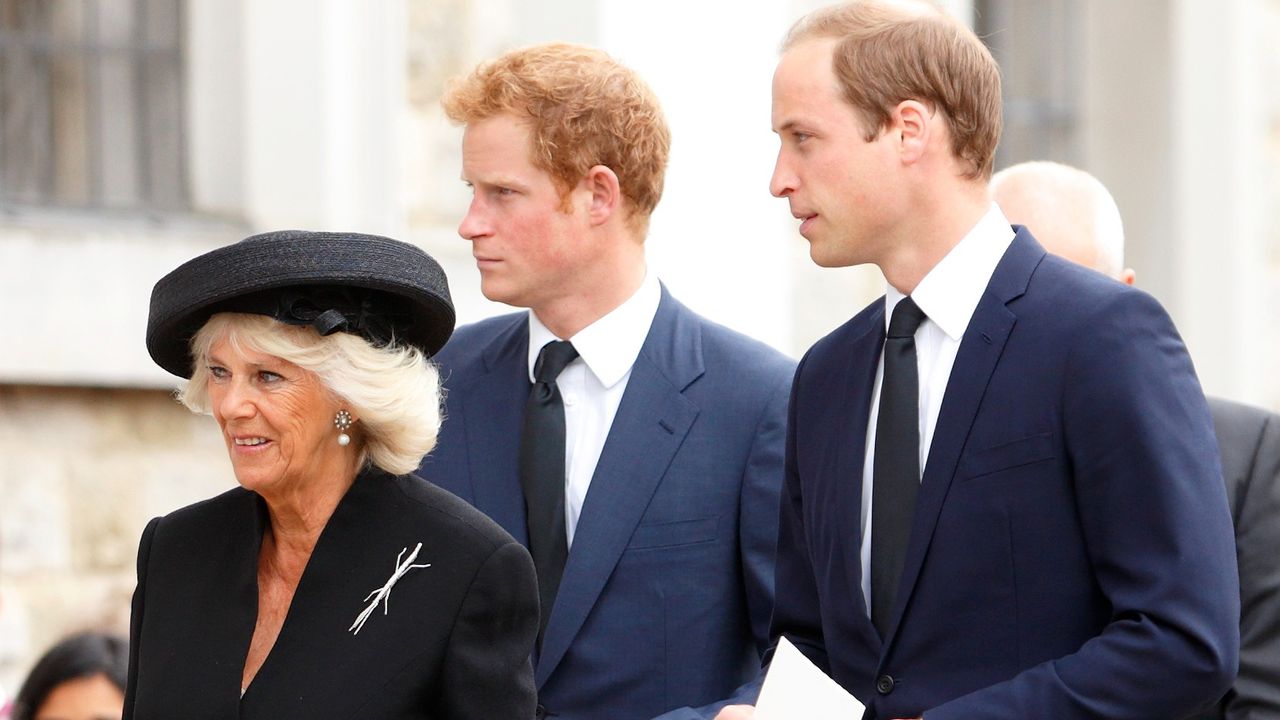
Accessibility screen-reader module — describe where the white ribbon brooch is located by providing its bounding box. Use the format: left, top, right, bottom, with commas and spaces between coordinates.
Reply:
349, 542, 431, 635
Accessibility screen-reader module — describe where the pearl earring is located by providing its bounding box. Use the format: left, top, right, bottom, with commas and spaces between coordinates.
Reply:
334, 410, 353, 446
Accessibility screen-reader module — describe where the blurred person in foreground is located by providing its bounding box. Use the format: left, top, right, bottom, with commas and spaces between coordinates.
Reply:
994, 159, 1280, 720
720, 1, 1238, 717
0, 589, 11, 719
125, 231, 538, 719
11, 632, 127, 720
421, 43, 794, 719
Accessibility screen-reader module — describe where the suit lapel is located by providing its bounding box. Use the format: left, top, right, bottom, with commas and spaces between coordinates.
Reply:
829, 311, 886, 632
881, 229, 1043, 648
535, 289, 702, 687
460, 317, 532, 541
204, 492, 265, 714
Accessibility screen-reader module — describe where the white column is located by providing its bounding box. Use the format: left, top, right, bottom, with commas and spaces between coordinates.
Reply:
1170, 0, 1270, 402
186, 0, 245, 216
242, 0, 406, 236
1085, 0, 1274, 405
597, 0, 798, 353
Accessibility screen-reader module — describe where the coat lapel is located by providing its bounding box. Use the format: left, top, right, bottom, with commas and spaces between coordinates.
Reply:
241, 472, 468, 717
460, 317, 532, 541
534, 289, 702, 687
880, 229, 1043, 648
828, 310, 887, 634
211, 493, 266, 715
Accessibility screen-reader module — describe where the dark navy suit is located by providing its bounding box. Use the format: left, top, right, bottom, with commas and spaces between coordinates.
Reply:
772, 228, 1239, 718
420, 286, 794, 719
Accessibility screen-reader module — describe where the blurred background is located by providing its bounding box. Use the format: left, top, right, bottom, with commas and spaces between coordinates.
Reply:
2, 0, 1278, 694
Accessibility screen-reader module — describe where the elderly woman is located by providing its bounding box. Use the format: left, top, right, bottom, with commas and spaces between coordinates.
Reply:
124, 231, 538, 719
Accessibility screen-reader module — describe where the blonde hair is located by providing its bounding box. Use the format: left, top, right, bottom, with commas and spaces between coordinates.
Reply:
442, 42, 670, 234
179, 313, 441, 476
784, 1, 1003, 180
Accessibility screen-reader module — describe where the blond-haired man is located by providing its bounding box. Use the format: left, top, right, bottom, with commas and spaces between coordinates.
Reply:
995, 159, 1280, 720
721, 2, 1238, 718
419, 44, 794, 720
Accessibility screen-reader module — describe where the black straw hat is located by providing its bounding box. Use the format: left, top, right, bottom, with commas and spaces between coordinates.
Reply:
147, 230, 455, 378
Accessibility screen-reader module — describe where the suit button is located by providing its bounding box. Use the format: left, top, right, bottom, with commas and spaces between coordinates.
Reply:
535, 703, 547, 719
876, 674, 896, 695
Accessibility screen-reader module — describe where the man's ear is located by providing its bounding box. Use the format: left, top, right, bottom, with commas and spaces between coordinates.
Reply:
893, 100, 932, 166
584, 165, 621, 226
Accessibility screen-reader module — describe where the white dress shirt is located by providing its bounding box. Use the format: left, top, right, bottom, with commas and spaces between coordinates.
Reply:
527, 271, 661, 547
858, 204, 1015, 614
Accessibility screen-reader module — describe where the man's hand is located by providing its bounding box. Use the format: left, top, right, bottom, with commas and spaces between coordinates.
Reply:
714, 705, 756, 719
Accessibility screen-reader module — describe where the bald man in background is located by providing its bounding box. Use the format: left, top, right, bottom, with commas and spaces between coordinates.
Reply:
994, 160, 1280, 720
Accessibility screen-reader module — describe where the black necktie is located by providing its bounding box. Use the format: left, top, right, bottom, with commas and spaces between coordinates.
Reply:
871, 296, 927, 638
520, 339, 579, 641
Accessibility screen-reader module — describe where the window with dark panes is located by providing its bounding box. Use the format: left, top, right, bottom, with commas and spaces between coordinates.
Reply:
0, 0, 186, 213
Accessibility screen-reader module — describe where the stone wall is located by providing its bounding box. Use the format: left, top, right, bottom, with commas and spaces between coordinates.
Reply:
0, 384, 233, 693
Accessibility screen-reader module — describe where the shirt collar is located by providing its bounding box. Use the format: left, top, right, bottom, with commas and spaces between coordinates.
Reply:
886, 203, 1015, 341
527, 270, 661, 388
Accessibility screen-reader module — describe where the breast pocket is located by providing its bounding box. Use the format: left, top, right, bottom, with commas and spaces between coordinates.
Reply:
958, 431, 1055, 481
627, 516, 719, 550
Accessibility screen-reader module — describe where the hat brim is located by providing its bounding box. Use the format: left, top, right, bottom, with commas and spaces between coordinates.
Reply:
146, 231, 455, 378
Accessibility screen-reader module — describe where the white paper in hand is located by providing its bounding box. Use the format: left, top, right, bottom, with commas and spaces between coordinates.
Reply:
754, 636, 866, 719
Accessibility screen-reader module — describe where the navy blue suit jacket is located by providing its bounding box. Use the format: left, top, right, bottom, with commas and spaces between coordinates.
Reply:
420, 287, 794, 719
773, 228, 1240, 718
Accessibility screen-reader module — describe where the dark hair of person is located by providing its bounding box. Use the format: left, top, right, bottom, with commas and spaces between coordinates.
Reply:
11, 631, 128, 720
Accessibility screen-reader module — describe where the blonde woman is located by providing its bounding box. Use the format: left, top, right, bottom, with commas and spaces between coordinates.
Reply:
124, 231, 537, 719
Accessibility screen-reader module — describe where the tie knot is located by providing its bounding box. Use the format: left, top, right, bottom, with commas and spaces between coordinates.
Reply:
534, 340, 579, 383
887, 297, 927, 339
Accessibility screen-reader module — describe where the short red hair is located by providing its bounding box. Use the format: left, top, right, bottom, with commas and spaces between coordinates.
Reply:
443, 43, 671, 232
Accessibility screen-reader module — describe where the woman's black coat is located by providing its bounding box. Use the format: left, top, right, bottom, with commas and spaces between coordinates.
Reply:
122, 468, 538, 719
